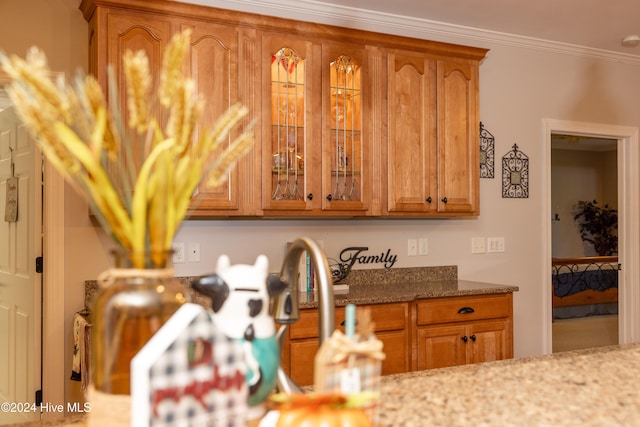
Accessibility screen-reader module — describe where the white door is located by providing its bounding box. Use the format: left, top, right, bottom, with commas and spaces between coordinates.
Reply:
0, 103, 42, 424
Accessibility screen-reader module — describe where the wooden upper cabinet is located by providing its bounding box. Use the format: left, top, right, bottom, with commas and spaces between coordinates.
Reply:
387, 50, 437, 214
85, 10, 172, 196
261, 38, 376, 216
102, 12, 172, 169
180, 21, 261, 216
387, 51, 480, 216
321, 43, 373, 214
436, 59, 480, 215
80, 0, 487, 218
101, 13, 171, 109
261, 35, 319, 213
80, 2, 260, 216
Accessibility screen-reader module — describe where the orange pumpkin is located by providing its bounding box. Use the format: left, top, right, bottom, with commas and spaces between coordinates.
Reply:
272, 394, 373, 427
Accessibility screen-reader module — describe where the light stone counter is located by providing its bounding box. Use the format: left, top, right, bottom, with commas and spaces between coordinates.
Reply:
85, 266, 519, 310
17, 344, 639, 426
297, 278, 518, 309
378, 343, 640, 426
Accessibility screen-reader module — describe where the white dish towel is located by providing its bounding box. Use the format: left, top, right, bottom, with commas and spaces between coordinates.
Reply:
71, 311, 91, 391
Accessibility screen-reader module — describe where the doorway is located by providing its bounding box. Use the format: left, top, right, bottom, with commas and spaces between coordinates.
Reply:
542, 119, 640, 355
0, 91, 42, 424
0, 74, 65, 423
550, 133, 618, 352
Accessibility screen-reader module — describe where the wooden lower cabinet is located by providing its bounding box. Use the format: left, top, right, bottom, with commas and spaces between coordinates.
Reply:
280, 293, 513, 386
416, 320, 511, 370
280, 302, 410, 386
414, 293, 513, 370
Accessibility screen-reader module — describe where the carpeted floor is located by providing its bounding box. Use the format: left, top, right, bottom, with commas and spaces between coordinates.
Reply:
552, 314, 618, 353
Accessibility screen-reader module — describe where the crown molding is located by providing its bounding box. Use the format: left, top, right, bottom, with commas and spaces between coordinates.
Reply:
179, 0, 640, 65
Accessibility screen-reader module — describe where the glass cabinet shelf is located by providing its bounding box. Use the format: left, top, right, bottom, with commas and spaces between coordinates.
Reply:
272, 124, 305, 130
325, 54, 363, 204
269, 46, 306, 202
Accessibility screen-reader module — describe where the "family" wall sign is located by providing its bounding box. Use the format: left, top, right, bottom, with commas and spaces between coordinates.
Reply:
339, 246, 398, 270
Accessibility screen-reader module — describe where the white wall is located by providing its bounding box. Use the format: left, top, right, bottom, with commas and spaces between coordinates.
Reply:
5, 0, 640, 407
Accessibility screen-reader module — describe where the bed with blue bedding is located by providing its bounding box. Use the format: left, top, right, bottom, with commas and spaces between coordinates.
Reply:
552, 256, 619, 319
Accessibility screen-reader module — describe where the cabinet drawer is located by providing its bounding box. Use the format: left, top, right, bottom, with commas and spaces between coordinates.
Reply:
417, 294, 512, 325
289, 302, 408, 340
288, 308, 344, 340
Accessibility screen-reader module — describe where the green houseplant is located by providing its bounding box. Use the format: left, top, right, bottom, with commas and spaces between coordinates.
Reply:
573, 200, 618, 256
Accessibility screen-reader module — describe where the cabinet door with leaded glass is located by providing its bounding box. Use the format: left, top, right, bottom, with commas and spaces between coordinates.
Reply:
261, 36, 320, 212
321, 44, 373, 214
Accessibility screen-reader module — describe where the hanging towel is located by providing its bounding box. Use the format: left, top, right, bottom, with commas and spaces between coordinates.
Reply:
71, 311, 91, 391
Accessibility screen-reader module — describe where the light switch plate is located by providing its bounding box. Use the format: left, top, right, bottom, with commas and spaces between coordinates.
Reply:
471, 237, 486, 254
173, 243, 185, 263
487, 237, 505, 253
408, 239, 418, 256
418, 238, 428, 255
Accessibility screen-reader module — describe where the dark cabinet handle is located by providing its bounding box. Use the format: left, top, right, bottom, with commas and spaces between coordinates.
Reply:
307, 193, 313, 200
470, 334, 476, 342
426, 196, 432, 203
457, 307, 475, 314
340, 319, 344, 326
461, 336, 468, 343
340, 319, 357, 327
442, 197, 448, 203
327, 194, 333, 201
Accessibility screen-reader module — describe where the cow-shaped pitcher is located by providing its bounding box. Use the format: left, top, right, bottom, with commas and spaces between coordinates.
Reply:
191, 255, 285, 413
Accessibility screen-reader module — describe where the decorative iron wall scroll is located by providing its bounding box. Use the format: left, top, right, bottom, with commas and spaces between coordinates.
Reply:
502, 143, 529, 198
479, 122, 495, 178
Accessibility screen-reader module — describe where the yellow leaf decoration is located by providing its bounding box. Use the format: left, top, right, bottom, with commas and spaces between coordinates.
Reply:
0, 30, 254, 268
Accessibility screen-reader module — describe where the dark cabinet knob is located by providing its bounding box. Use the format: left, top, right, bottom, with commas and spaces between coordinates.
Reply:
461, 336, 468, 343
457, 307, 475, 314
426, 196, 432, 203
442, 197, 448, 203
307, 193, 313, 200
470, 334, 476, 342
327, 194, 333, 201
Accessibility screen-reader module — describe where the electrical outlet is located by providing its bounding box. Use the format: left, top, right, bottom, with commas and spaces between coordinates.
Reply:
418, 238, 428, 255
173, 242, 185, 263
187, 242, 200, 262
472, 237, 486, 254
487, 237, 505, 253
407, 239, 418, 256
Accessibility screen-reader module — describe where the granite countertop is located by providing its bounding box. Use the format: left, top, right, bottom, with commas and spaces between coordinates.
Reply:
298, 279, 518, 309
288, 265, 518, 309
22, 344, 640, 426
85, 266, 518, 310
378, 343, 640, 426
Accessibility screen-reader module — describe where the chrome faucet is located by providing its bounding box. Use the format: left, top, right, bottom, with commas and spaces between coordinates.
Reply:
271, 237, 336, 393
